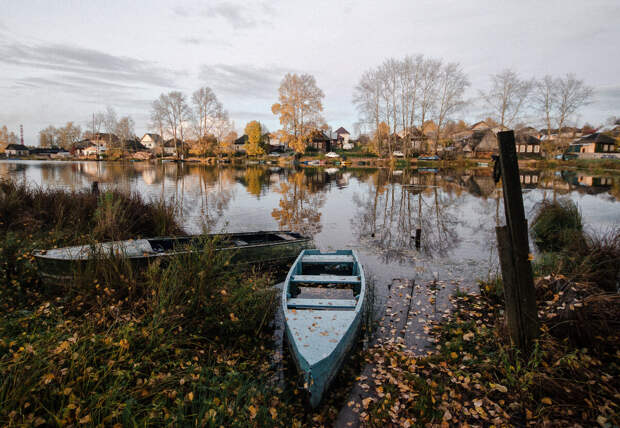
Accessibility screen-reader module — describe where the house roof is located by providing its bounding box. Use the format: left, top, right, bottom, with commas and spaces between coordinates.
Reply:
309, 130, 330, 142
5, 144, 29, 151
334, 127, 350, 135
234, 135, 248, 145
142, 133, 163, 142
574, 133, 615, 145
471, 121, 489, 130
515, 133, 541, 145
164, 138, 184, 147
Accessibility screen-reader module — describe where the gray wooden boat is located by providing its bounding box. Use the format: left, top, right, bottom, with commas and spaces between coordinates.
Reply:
282, 249, 366, 407
33, 231, 311, 285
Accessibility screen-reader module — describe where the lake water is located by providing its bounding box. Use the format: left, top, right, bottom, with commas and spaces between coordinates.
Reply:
1, 160, 618, 328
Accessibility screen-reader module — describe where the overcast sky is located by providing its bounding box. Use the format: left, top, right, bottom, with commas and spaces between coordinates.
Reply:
1, 0, 619, 144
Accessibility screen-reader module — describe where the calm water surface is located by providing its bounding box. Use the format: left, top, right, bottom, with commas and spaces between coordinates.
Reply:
2, 160, 619, 322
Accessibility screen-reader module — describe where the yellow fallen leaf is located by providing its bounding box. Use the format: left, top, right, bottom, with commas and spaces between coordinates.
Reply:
362, 397, 372, 409
269, 407, 277, 419
541, 397, 552, 405
248, 404, 257, 420
186, 391, 194, 401
79, 414, 91, 424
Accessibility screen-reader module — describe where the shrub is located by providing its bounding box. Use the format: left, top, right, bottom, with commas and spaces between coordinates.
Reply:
530, 199, 583, 252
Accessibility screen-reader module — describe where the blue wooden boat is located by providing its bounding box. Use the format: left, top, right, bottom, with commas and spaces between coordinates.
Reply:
282, 249, 366, 407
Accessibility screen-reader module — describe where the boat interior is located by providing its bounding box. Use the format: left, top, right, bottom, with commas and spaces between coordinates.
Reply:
287, 251, 362, 311
148, 231, 305, 253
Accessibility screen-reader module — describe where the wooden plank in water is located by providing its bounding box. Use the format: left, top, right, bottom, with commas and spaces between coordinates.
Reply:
287, 298, 357, 309
302, 254, 355, 264
291, 274, 360, 284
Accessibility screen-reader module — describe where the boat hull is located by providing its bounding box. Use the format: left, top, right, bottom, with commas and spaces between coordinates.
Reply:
34, 232, 312, 285
282, 249, 366, 407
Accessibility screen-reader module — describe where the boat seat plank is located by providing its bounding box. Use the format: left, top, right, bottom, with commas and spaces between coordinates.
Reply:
276, 233, 296, 241
302, 254, 355, 264
287, 298, 357, 309
291, 274, 360, 284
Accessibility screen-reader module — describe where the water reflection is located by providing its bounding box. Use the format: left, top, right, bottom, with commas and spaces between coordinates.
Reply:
0, 160, 618, 267
271, 171, 325, 236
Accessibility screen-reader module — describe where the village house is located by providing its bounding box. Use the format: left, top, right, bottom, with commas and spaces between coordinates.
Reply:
29, 147, 70, 159
515, 133, 542, 156
140, 133, 163, 150
267, 133, 288, 152
163, 138, 185, 156
233, 135, 247, 152
82, 144, 106, 157
470, 121, 490, 131
332, 127, 352, 150
4, 143, 30, 157
307, 130, 332, 152
566, 133, 618, 159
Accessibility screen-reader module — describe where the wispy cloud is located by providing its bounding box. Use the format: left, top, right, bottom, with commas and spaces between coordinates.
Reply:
173, 1, 275, 29
0, 40, 180, 88
594, 85, 620, 109
199, 64, 290, 99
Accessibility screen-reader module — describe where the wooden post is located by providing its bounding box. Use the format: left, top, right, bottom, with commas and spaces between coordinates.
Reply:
496, 131, 539, 352
91, 181, 99, 196
414, 228, 421, 249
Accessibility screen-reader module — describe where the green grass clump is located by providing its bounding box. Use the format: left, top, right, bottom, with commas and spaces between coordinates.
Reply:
530, 199, 583, 252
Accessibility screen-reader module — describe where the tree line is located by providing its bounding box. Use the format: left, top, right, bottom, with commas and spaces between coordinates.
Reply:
353, 54, 595, 156
21, 55, 600, 157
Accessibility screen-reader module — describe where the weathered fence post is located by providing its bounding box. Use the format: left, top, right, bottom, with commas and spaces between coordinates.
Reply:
495, 130, 539, 352
91, 181, 100, 196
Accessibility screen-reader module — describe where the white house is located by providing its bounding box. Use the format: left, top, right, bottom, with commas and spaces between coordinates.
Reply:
82, 145, 106, 156
141, 133, 163, 150
4, 144, 30, 157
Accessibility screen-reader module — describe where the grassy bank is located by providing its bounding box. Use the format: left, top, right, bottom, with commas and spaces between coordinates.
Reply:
0, 179, 370, 426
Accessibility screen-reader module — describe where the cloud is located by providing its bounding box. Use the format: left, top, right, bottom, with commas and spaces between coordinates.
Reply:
594, 85, 620, 110
0, 40, 180, 88
173, 1, 275, 29
198, 64, 290, 99
179, 37, 204, 45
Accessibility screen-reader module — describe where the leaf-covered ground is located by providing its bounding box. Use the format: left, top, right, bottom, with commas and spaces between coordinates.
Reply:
357, 282, 619, 427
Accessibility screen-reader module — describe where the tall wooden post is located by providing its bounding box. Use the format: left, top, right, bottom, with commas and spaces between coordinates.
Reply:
496, 131, 539, 352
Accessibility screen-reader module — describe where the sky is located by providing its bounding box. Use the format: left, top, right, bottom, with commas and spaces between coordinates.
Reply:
1, 0, 619, 145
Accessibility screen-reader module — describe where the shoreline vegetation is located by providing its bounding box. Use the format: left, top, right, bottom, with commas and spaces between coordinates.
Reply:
3, 154, 620, 174
1, 181, 618, 426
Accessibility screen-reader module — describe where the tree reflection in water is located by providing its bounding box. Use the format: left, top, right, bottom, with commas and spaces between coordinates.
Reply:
271, 171, 325, 237
351, 169, 461, 263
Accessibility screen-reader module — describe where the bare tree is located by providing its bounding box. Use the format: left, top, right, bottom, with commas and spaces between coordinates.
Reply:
56, 122, 82, 149
433, 62, 469, 153
480, 69, 533, 127
532, 75, 556, 145
103, 106, 118, 148
533, 74, 593, 156
39, 125, 57, 147
555, 74, 593, 139
116, 116, 135, 157
191, 87, 225, 138
353, 69, 384, 154
150, 99, 167, 156
155, 91, 191, 159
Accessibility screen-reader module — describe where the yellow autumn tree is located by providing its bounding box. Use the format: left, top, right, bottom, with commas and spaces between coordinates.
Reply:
271, 73, 325, 153
243, 121, 264, 156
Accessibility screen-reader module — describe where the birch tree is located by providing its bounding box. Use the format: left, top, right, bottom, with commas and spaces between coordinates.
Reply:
433, 62, 469, 153
480, 69, 533, 127
103, 106, 118, 148
155, 91, 191, 158
191, 87, 227, 154
533, 74, 592, 156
